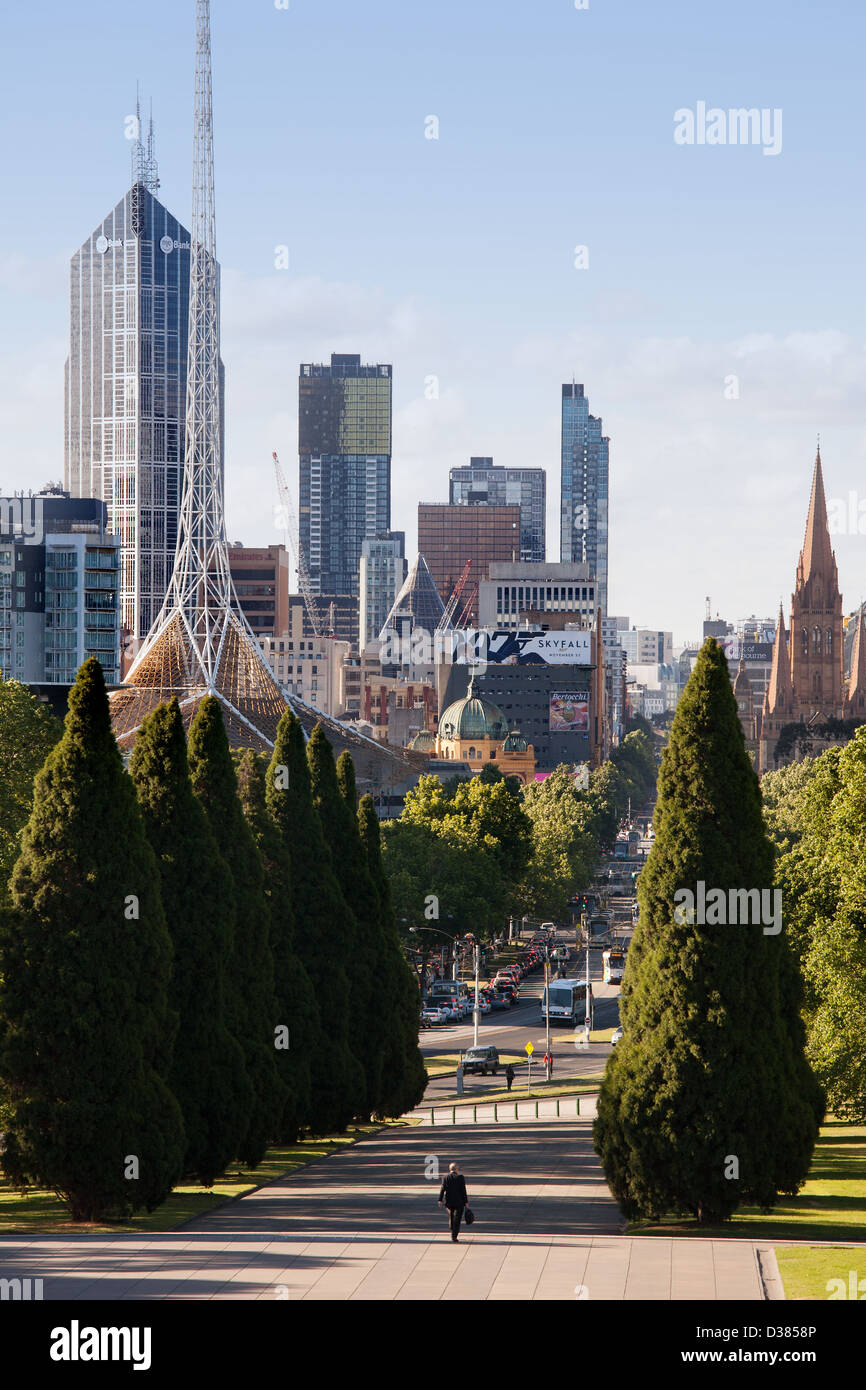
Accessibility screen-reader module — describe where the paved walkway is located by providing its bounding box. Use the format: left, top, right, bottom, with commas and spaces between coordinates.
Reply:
0, 1122, 767, 1300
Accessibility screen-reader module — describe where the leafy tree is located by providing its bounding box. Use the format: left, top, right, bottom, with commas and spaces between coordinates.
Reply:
130, 699, 251, 1183
383, 818, 504, 940
188, 698, 284, 1167
359, 793, 427, 1114
0, 659, 184, 1220
237, 749, 319, 1140
0, 681, 61, 901
594, 639, 822, 1223
520, 767, 598, 918
800, 733, 866, 1119
266, 710, 362, 1132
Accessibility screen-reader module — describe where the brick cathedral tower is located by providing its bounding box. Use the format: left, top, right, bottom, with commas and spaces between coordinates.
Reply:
759, 449, 847, 771
788, 447, 844, 719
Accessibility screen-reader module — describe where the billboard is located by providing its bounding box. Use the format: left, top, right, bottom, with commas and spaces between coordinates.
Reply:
484, 630, 592, 666
549, 691, 589, 732
742, 642, 772, 663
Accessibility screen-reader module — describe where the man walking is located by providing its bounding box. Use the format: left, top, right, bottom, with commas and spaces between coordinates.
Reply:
438, 1162, 469, 1242
505, 1063, 515, 1092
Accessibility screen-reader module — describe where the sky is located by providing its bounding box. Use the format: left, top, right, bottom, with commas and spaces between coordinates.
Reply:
2, 0, 866, 644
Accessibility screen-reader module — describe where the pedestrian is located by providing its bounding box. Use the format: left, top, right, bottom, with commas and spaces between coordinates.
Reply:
548, 1051, 554, 1079
438, 1162, 469, 1242
505, 1064, 515, 1091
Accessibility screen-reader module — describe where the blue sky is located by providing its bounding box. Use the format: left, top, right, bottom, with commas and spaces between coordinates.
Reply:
2, 0, 866, 641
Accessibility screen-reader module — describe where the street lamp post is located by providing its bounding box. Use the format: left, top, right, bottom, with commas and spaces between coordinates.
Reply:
544, 944, 552, 1081
473, 941, 481, 1047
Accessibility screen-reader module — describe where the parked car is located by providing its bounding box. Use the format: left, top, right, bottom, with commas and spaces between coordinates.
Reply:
611, 1026, 624, 1046
462, 1045, 500, 1076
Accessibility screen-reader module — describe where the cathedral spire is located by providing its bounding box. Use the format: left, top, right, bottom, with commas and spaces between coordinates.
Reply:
797, 445, 836, 588
765, 603, 792, 712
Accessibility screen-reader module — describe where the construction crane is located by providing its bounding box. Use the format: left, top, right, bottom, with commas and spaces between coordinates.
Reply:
437, 560, 472, 631
272, 450, 323, 638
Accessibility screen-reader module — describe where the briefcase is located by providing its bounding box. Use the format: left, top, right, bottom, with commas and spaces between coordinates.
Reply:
464, 1208, 475, 1225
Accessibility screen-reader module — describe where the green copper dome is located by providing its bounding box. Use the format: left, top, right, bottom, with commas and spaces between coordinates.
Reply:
439, 677, 507, 743
503, 728, 528, 753
409, 728, 436, 752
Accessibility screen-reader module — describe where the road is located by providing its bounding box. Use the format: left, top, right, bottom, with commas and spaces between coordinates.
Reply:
419, 928, 627, 1101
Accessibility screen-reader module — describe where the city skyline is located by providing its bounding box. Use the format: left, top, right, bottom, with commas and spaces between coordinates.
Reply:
3, 0, 866, 643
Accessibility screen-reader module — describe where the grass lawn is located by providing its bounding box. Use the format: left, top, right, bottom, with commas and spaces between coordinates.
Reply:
630, 1120, 866, 1245
775, 1246, 866, 1301
0, 1122, 396, 1235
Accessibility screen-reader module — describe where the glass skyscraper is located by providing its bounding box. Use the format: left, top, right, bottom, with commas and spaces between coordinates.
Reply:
449, 458, 546, 562
298, 353, 392, 600
65, 179, 223, 647
560, 383, 609, 615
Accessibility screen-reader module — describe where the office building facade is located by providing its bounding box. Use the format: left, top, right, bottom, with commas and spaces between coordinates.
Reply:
298, 353, 392, 600
0, 492, 120, 685
478, 561, 596, 630
65, 180, 223, 648
359, 531, 406, 648
226, 544, 289, 641
449, 459, 545, 563
560, 383, 609, 614
417, 503, 521, 625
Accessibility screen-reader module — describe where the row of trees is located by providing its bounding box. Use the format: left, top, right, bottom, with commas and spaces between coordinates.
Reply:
383, 728, 658, 933
0, 661, 425, 1221
762, 736, 866, 1122
595, 640, 823, 1223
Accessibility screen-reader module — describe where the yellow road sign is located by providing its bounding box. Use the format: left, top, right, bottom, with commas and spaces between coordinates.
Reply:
525, 1041, 534, 1056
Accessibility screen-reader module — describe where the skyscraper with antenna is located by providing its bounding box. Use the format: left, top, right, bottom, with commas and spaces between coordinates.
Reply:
65, 84, 220, 648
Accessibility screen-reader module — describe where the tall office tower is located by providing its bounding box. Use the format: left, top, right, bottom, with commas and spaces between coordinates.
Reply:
65, 105, 225, 650
560, 383, 609, 615
417, 503, 521, 625
298, 353, 392, 600
359, 531, 406, 648
449, 459, 546, 562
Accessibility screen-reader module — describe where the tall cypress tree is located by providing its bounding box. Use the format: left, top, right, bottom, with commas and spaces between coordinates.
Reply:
130, 700, 252, 1183
236, 749, 320, 1140
594, 638, 822, 1223
333, 752, 390, 1115
266, 710, 363, 1133
188, 698, 284, 1167
358, 793, 427, 1115
0, 659, 184, 1220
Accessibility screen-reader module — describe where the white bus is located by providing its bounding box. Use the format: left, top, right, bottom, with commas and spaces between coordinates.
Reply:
541, 978, 593, 1027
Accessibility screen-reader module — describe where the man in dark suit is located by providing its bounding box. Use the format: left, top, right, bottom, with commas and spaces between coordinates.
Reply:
438, 1163, 469, 1241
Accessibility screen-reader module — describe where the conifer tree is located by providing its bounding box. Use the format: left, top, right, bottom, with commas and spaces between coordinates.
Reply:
188, 698, 284, 1167
0, 659, 184, 1220
594, 638, 821, 1223
359, 793, 427, 1115
266, 710, 362, 1132
130, 700, 252, 1182
333, 752, 390, 1113
236, 749, 320, 1140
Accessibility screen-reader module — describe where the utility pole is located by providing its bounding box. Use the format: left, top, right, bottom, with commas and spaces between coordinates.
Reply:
472, 941, 481, 1047
544, 944, 551, 1080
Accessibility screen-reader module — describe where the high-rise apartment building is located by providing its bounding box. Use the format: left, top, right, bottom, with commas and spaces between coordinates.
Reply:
65, 154, 224, 648
298, 353, 392, 600
417, 503, 521, 626
449, 459, 545, 562
359, 531, 406, 648
560, 383, 609, 614
0, 491, 120, 686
